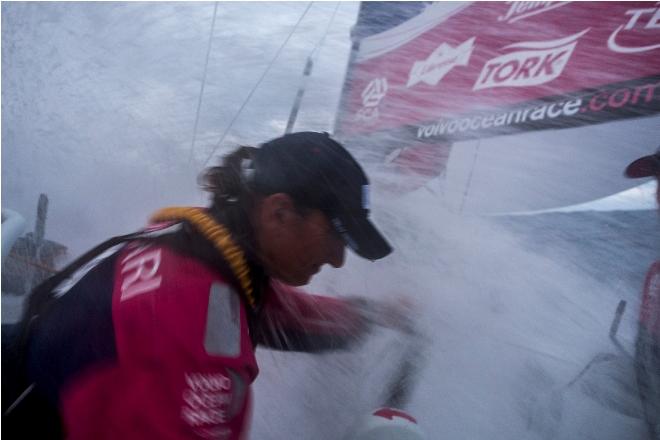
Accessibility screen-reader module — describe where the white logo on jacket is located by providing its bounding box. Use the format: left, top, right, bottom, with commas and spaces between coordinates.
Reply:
120, 245, 162, 301
181, 372, 233, 429
407, 37, 475, 88
473, 29, 589, 91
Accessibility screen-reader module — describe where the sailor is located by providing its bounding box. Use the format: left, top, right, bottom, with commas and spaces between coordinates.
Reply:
625, 146, 660, 205
624, 146, 660, 440
3, 132, 406, 439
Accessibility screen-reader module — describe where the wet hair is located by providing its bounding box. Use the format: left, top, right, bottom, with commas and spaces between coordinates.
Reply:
199, 145, 314, 257
200, 145, 259, 208
199, 146, 261, 254
201, 143, 317, 217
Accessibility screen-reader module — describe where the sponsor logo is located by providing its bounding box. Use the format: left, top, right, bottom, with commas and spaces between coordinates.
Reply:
607, 4, 660, 54
473, 29, 589, 91
120, 245, 162, 301
406, 37, 475, 88
181, 372, 233, 430
418, 79, 659, 140
417, 99, 582, 139
584, 81, 658, 113
362, 184, 370, 210
498, 1, 571, 24
356, 77, 388, 123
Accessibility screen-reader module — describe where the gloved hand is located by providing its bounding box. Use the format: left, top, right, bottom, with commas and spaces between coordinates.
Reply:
349, 296, 417, 335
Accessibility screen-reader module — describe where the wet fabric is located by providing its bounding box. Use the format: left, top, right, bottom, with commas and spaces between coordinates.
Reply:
14, 212, 365, 439
635, 261, 660, 439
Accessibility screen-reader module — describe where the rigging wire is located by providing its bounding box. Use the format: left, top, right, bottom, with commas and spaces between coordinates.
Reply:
284, 1, 341, 134
459, 138, 481, 214
310, 1, 340, 60
189, 2, 219, 164
201, 2, 313, 168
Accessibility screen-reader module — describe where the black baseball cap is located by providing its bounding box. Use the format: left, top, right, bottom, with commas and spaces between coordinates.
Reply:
624, 147, 660, 178
250, 131, 392, 261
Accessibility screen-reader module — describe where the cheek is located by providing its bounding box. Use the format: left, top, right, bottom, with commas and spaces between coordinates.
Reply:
284, 235, 317, 269
268, 225, 310, 277
280, 240, 307, 270
262, 214, 330, 283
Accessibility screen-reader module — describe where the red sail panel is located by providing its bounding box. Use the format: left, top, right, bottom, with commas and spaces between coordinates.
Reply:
336, 2, 660, 137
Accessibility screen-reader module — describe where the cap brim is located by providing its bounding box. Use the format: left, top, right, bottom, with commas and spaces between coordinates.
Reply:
334, 213, 392, 261
625, 155, 658, 178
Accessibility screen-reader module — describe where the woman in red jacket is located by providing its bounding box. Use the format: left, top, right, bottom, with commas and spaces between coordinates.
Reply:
4, 132, 397, 439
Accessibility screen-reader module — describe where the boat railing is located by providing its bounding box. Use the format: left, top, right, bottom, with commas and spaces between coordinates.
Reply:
2, 209, 26, 263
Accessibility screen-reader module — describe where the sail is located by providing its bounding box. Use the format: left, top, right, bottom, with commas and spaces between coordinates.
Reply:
335, 2, 660, 212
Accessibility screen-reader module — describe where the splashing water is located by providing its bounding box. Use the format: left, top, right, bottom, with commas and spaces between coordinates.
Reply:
2, 3, 659, 439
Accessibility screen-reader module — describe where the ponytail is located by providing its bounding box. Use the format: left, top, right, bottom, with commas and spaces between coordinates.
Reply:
200, 146, 258, 207
199, 146, 261, 254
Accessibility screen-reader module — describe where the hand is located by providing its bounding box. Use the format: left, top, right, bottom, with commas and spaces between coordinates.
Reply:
353, 296, 417, 335
377, 297, 417, 334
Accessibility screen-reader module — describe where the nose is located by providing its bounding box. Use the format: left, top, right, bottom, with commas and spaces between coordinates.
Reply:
327, 235, 346, 268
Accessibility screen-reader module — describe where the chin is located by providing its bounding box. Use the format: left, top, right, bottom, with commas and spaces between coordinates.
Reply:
285, 273, 313, 287
291, 276, 312, 287
272, 266, 316, 286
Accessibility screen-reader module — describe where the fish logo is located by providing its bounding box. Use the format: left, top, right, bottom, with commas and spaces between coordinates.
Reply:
407, 37, 475, 88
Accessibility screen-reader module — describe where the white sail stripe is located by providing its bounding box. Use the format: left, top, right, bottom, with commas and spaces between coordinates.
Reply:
355, 3, 468, 62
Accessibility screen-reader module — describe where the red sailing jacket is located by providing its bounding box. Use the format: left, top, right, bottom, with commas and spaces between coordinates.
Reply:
639, 261, 660, 340
25, 217, 365, 439
635, 261, 660, 436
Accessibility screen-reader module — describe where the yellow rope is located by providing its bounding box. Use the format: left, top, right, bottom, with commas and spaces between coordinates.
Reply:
149, 207, 256, 310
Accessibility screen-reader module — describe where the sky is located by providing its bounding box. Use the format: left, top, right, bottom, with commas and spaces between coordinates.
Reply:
2, 1, 361, 256
2, 1, 657, 255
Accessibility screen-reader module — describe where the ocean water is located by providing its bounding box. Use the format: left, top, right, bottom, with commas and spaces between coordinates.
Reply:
3, 203, 657, 439
249, 189, 658, 440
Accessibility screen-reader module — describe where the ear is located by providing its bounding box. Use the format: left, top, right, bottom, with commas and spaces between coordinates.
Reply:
260, 193, 298, 228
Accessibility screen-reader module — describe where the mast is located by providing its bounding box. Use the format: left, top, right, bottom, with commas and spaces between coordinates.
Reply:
285, 56, 314, 134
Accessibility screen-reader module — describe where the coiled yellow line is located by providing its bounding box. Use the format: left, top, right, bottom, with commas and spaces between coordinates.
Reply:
149, 207, 256, 310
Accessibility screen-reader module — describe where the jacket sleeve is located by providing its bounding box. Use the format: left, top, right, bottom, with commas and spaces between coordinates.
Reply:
252, 279, 369, 352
